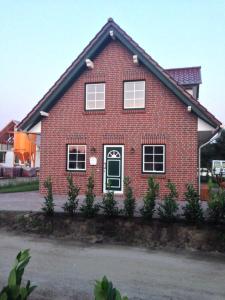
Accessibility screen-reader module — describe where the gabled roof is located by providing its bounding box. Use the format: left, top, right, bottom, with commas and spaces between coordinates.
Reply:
0, 120, 19, 144
18, 18, 221, 130
165, 66, 202, 86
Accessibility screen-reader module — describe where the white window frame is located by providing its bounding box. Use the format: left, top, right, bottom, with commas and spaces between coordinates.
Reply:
124, 80, 145, 109
67, 145, 86, 171
142, 145, 165, 173
85, 83, 105, 110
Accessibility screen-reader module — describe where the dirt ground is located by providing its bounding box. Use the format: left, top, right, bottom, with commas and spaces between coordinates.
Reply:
0, 231, 225, 300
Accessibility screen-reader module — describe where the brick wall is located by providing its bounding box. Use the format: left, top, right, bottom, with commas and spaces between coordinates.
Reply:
40, 40, 198, 200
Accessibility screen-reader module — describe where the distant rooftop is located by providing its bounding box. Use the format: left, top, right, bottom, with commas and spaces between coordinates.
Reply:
165, 66, 202, 86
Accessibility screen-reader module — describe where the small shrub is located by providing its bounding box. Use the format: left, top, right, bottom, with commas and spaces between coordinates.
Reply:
42, 176, 54, 216
63, 174, 80, 216
140, 177, 159, 220
123, 177, 136, 217
183, 183, 204, 223
94, 276, 128, 300
158, 180, 178, 221
0, 249, 36, 300
208, 188, 225, 223
80, 175, 99, 218
101, 183, 119, 217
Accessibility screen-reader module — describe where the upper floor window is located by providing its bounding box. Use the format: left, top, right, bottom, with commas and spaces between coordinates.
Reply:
124, 80, 145, 109
67, 145, 86, 171
142, 145, 165, 173
86, 83, 105, 110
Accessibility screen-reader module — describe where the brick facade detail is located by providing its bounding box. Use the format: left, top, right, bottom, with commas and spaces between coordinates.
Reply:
40, 40, 198, 199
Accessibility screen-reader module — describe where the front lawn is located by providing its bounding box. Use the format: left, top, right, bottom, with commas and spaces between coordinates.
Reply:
0, 180, 39, 193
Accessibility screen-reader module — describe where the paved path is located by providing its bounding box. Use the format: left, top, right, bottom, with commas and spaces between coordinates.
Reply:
0, 231, 225, 300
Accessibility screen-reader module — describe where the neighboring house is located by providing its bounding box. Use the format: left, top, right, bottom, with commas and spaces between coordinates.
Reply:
0, 120, 19, 167
18, 19, 221, 198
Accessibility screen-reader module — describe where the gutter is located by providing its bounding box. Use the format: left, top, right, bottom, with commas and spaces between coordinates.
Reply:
198, 125, 224, 195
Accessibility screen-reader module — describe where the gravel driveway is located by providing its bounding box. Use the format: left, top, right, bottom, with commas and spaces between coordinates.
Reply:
0, 231, 225, 300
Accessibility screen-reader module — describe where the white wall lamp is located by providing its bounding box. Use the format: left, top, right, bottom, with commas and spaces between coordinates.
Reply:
85, 59, 94, 69
40, 111, 49, 117
133, 55, 139, 65
187, 106, 192, 112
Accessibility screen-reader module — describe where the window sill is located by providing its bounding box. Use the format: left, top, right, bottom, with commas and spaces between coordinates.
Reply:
122, 109, 146, 114
141, 173, 166, 179
65, 171, 86, 177
83, 110, 106, 115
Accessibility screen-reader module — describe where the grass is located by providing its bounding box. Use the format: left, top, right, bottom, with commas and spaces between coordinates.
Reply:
0, 180, 39, 193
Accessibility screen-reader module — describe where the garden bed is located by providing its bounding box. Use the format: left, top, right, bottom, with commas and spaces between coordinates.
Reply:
1, 211, 225, 253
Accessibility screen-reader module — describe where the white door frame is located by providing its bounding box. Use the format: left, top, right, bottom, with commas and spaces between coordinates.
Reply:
103, 145, 124, 194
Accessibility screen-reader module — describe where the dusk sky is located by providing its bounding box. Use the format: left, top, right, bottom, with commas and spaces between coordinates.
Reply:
1, 0, 225, 129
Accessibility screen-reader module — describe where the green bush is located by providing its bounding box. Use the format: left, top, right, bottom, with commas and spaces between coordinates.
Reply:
80, 175, 99, 218
101, 183, 119, 217
183, 184, 204, 223
208, 188, 225, 223
63, 174, 80, 216
140, 177, 159, 220
42, 177, 54, 216
0, 249, 36, 300
158, 181, 178, 221
94, 276, 128, 300
123, 177, 136, 217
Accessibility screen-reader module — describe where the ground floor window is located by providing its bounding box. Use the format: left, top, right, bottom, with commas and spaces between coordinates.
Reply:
142, 145, 165, 173
67, 145, 86, 171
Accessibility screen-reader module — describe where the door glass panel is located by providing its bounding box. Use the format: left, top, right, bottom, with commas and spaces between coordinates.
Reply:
107, 160, 120, 177
107, 178, 120, 188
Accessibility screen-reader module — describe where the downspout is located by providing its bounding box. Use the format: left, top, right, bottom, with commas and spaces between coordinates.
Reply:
198, 126, 223, 195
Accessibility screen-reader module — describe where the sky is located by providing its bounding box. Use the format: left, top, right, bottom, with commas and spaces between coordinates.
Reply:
0, 0, 225, 129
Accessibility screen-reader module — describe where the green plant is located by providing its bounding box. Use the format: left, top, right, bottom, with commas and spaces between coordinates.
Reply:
94, 276, 128, 300
101, 182, 119, 217
42, 176, 54, 216
80, 175, 99, 218
0, 249, 36, 300
208, 188, 225, 223
63, 174, 80, 215
123, 177, 136, 217
158, 180, 178, 221
183, 184, 204, 223
140, 177, 159, 220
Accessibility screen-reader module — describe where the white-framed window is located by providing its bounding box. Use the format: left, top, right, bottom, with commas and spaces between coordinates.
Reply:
143, 145, 165, 173
124, 80, 145, 109
86, 83, 105, 110
0, 151, 6, 163
67, 145, 86, 171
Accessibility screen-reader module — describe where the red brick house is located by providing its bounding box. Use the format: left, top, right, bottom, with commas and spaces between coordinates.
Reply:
18, 19, 221, 199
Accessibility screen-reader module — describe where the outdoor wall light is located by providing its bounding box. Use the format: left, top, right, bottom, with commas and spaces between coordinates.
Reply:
91, 147, 96, 153
130, 147, 135, 154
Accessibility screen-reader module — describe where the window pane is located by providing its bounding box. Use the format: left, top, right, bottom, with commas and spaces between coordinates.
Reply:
86, 84, 95, 92
135, 81, 145, 90
86, 93, 95, 101
144, 146, 153, 154
77, 146, 86, 154
145, 155, 153, 162
69, 162, 76, 169
155, 155, 163, 163
144, 163, 153, 171
96, 83, 104, 92
86, 100, 95, 109
69, 154, 76, 161
77, 161, 85, 169
124, 100, 134, 108
155, 146, 164, 154
124, 91, 134, 100
69, 146, 77, 154
95, 101, 105, 109
135, 99, 145, 108
155, 163, 163, 171
78, 154, 85, 161
135, 90, 145, 99
95, 92, 104, 100
124, 82, 134, 91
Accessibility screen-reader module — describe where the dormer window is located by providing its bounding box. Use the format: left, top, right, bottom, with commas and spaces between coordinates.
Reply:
85, 83, 105, 110
124, 80, 145, 109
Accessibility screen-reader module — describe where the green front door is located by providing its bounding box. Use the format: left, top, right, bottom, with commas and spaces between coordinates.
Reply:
104, 146, 123, 192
